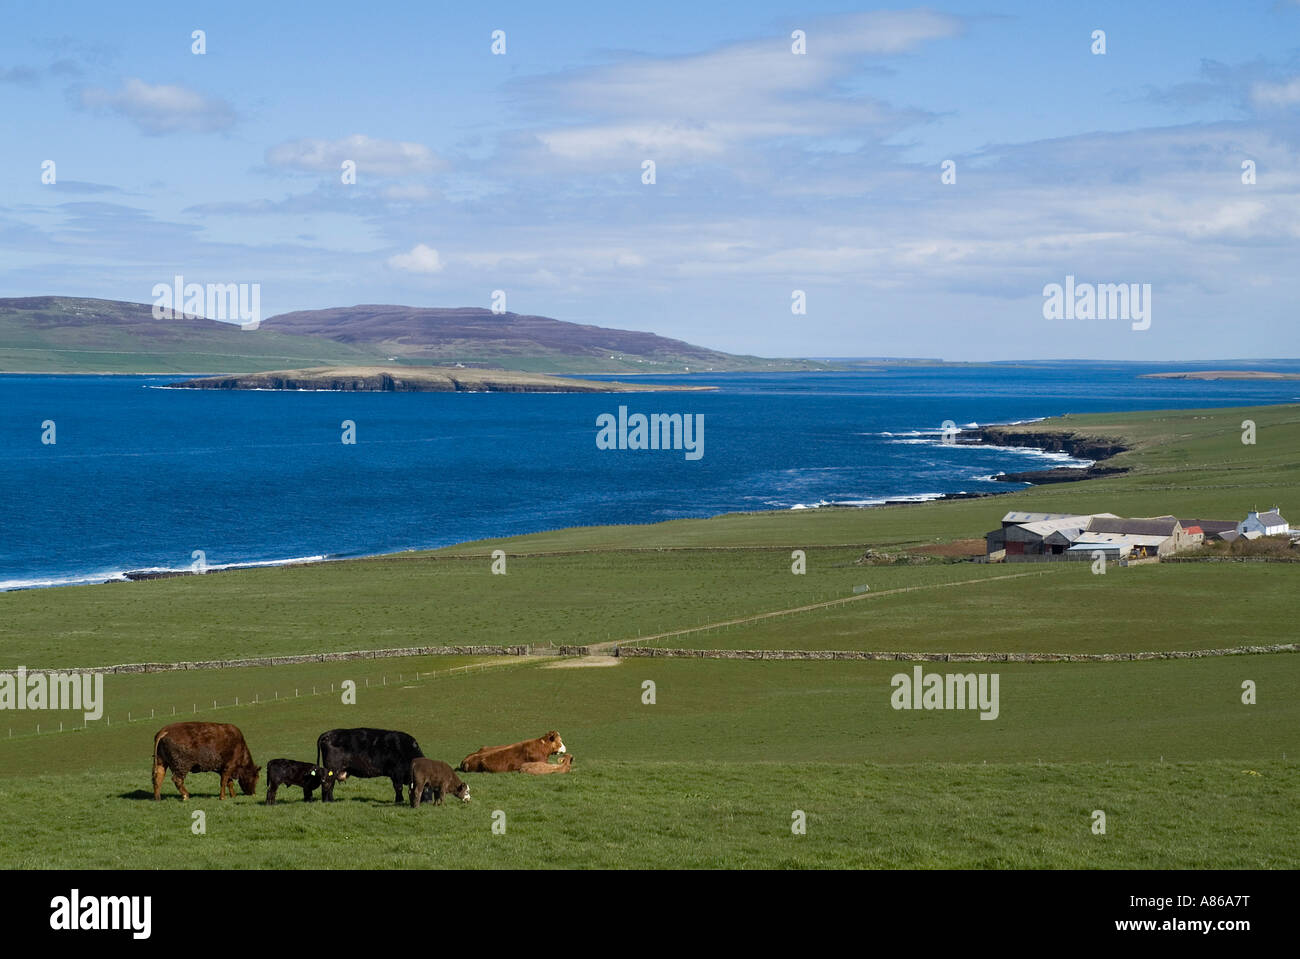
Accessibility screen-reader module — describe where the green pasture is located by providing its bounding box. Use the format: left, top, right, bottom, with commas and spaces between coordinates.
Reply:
0, 655, 1294, 868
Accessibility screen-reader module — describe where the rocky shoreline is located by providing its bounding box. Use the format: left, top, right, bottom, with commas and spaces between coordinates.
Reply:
956, 425, 1130, 485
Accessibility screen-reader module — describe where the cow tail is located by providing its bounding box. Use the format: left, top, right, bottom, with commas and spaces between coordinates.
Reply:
153, 729, 168, 766
316, 733, 323, 770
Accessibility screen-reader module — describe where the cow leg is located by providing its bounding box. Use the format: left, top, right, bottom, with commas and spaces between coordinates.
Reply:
172, 772, 190, 801
303, 784, 314, 803
218, 772, 230, 799
152, 760, 167, 800
392, 776, 405, 804
410, 777, 422, 809
266, 784, 277, 805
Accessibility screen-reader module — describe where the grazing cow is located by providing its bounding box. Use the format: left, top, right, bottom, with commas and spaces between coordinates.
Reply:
316, 728, 424, 803
409, 759, 470, 808
265, 759, 335, 805
152, 722, 260, 801
458, 731, 565, 773
518, 754, 573, 775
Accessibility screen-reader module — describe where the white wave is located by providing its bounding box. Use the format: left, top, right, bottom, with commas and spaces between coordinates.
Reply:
787, 491, 949, 510
0, 571, 129, 591
0, 554, 329, 593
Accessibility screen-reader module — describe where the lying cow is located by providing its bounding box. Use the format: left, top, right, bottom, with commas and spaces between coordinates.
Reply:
317, 727, 424, 803
519, 754, 573, 775
409, 758, 470, 808
265, 759, 335, 804
459, 731, 565, 773
152, 722, 260, 801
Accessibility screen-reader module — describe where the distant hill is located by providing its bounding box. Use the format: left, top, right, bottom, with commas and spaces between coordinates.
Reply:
0, 296, 387, 374
261, 304, 823, 374
0, 297, 823, 375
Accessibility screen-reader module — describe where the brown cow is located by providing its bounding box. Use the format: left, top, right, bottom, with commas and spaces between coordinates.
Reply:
518, 754, 573, 775
152, 722, 260, 801
458, 731, 565, 773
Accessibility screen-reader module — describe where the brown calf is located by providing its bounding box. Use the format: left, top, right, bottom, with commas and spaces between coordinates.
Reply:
458, 731, 565, 773
518, 754, 574, 775
409, 758, 471, 808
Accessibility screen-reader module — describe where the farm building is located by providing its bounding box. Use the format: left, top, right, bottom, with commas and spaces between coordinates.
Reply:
985, 511, 1117, 560
1238, 508, 1290, 539
1067, 531, 1173, 559
1081, 516, 1197, 555
988, 506, 1290, 561
989, 512, 1219, 561
1178, 518, 1238, 542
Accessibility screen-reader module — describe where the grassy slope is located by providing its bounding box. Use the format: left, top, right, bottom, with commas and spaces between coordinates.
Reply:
1, 402, 1297, 868
0, 305, 393, 374
0, 656, 1294, 868
0, 297, 820, 375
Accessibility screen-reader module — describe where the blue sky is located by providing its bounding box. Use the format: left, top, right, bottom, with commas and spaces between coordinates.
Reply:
2, 0, 1298, 360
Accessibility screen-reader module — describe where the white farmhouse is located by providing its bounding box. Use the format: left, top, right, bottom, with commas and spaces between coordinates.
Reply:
1237, 507, 1289, 539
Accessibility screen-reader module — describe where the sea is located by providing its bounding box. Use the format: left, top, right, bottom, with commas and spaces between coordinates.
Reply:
2, 361, 1298, 591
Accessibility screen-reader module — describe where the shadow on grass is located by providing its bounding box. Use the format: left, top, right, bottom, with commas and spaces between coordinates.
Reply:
118, 789, 261, 801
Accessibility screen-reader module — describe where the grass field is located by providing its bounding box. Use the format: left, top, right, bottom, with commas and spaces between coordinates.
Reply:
0, 656, 1295, 868
1, 403, 1297, 868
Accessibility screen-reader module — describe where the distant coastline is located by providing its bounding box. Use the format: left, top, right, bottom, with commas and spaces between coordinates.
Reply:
162, 365, 716, 393
1139, 370, 1300, 381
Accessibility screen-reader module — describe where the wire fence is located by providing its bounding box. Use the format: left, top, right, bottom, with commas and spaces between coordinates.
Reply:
2, 659, 520, 742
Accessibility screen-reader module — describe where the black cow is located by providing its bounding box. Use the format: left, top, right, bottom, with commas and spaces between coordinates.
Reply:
316, 728, 425, 804
265, 758, 334, 805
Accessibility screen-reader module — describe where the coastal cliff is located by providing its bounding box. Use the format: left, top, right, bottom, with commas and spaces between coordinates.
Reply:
958, 425, 1130, 484
163, 366, 716, 393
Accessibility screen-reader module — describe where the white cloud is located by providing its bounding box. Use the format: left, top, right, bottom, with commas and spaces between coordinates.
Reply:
267, 134, 439, 176
78, 78, 235, 134
517, 10, 959, 164
1250, 77, 1300, 108
383, 184, 435, 201
388, 243, 444, 273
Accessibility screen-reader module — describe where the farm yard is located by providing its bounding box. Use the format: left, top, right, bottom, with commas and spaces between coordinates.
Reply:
1, 404, 1298, 869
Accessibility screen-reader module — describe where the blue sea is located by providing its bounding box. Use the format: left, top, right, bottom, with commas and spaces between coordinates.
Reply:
3, 362, 1299, 590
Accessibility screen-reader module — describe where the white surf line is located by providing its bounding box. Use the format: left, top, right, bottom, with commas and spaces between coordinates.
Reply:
596, 569, 1064, 651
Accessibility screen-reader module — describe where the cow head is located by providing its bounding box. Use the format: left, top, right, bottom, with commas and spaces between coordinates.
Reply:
238, 765, 261, 796
543, 731, 565, 756
452, 781, 471, 803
